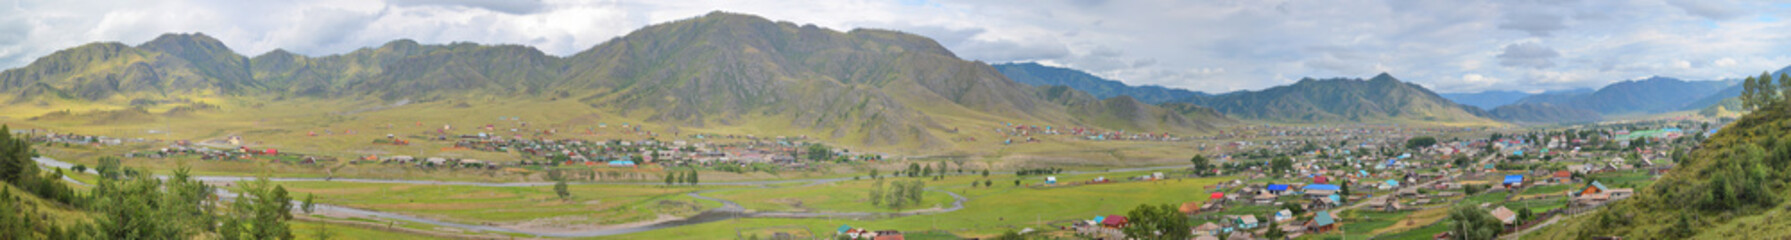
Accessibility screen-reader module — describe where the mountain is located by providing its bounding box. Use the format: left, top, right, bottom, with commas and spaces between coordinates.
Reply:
0, 33, 260, 103
1034, 85, 1234, 133
1176, 73, 1498, 125
1512, 77, 1732, 115
994, 62, 1208, 104
1486, 103, 1601, 124
0, 11, 1234, 151
1440, 90, 1532, 110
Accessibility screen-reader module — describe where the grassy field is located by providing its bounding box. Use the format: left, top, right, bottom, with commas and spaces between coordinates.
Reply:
591, 174, 1234, 239
705, 180, 959, 213
263, 181, 734, 227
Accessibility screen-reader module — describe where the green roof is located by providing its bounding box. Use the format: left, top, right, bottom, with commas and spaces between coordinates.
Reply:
1314, 210, 1334, 226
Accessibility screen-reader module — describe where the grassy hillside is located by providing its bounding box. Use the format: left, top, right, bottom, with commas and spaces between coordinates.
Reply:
1529, 102, 1791, 239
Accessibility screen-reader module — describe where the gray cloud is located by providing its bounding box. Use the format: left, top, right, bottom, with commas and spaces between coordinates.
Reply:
1665, 0, 1743, 20
1499, 12, 1566, 37
387, 0, 546, 15
1498, 42, 1560, 69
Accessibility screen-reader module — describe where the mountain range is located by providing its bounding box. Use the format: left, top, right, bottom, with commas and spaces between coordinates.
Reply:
1175, 73, 1498, 124
994, 62, 1208, 104
1510, 76, 1734, 115
0, 11, 1234, 150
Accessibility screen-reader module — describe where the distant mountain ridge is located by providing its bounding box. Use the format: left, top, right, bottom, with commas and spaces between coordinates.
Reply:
1512, 76, 1733, 115
1175, 73, 1498, 124
994, 62, 1208, 104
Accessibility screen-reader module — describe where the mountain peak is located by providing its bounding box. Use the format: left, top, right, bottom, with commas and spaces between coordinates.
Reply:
138, 32, 233, 54
1369, 72, 1398, 82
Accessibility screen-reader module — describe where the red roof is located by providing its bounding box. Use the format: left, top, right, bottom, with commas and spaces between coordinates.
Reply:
1553, 170, 1572, 178
1102, 215, 1129, 226
1210, 192, 1225, 200
1314, 175, 1329, 184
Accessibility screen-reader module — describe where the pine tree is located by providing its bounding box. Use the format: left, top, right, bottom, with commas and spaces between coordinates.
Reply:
1744, 76, 1759, 110
1762, 72, 1780, 104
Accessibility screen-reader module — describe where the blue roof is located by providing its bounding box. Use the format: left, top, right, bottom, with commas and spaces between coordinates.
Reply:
1385, 180, 1399, 187
1093, 216, 1106, 223
1267, 184, 1290, 191
838, 225, 851, 233
1328, 194, 1341, 203
1314, 210, 1335, 226
1504, 175, 1524, 184
1303, 184, 1340, 191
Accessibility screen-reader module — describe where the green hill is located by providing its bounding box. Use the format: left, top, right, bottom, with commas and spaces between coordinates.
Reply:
1177, 73, 1499, 125
1531, 102, 1791, 239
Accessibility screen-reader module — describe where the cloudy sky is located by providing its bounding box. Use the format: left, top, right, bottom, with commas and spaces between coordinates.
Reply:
4, 0, 1791, 94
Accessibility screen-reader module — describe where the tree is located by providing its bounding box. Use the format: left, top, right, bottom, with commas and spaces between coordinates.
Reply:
887, 181, 908, 211
1762, 72, 1779, 104
922, 165, 932, 177
982, 169, 990, 177
1746, 75, 1771, 110
984, 180, 993, 187
1517, 207, 1533, 222
1014, 179, 1021, 187
1270, 157, 1294, 176
1406, 136, 1438, 150
1447, 205, 1502, 240
665, 171, 678, 186
1453, 156, 1472, 168
220, 177, 296, 240
869, 179, 884, 206
1339, 180, 1351, 202
908, 180, 925, 205
1265, 218, 1286, 239
869, 169, 879, 179
554, 180, 571, 201
0, 125, 35, 184
1780, 72, 1791, 104
1190, 155, 1212, 176
302, 194, 316, 214
1121, 204, 1189, 240
806, 144, 831, 161
686, 170, 699, 185
908, 163, 921, 177
994, 229, 1025, 240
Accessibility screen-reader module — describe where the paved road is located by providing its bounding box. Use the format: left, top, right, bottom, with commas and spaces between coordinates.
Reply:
33, 156, 970, 238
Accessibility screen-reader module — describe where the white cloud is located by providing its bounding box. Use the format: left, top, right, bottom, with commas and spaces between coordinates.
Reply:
2, 0, 1790, 94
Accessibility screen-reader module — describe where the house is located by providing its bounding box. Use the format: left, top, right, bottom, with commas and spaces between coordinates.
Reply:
1266, 184, 1290, 195
1235, 215, 1260, 229
1552, 170, 1573, 183
1306, 210, 1337, 233
1194, 222, 1224, 236
1313, 175, 1330, 184
1490, 206, 1518, 225
1302, 184, 1340, 199
1102, 215, 1129, 228
1254, 192, 1278, 204
872, 230, 903, 240
1274, 209, 1294, 223
1503, 175, 1524, 188
1576, 181, 1609, 197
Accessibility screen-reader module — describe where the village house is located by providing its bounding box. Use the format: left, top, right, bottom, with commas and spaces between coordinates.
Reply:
1305, 210, 1338, 233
